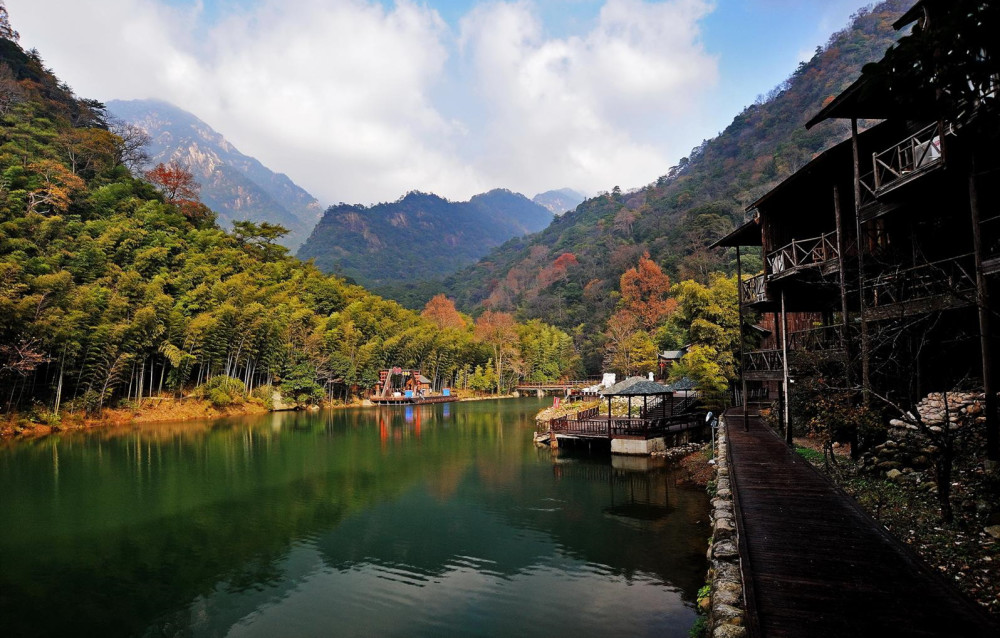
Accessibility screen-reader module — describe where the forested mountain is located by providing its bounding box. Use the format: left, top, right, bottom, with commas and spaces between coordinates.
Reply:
107, 99, 322, 250
297, 189, 553, 289
533, 188, 586, 215
0, 32, 577, 423
437, 0, 916, 371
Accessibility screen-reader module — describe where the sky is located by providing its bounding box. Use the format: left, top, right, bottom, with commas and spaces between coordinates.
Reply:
7, 0, 870, 206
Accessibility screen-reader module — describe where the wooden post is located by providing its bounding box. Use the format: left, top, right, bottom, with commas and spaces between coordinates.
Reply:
969, 164, 999, 468
781, 288, 792, 446
608, 395, 612, 438
833, 184, 852, 385
737, 245, 749, 431
852, 118, 871, 404
834, 183, 860, 457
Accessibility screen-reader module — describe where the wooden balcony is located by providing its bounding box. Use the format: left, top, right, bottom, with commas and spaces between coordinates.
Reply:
863, 255, 977, 320
787, 324, 846, 353
743, 349, 784, 381
741, 273, 770, 306
861, 122, 945, 200
767, 231, 840, 280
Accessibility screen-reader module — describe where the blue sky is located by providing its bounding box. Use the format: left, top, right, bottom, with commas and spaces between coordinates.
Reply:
9, 0, 873, 204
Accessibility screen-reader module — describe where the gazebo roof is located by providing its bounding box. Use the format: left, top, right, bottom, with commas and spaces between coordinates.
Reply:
663, 376, 697, 392
602, 377, 672, 396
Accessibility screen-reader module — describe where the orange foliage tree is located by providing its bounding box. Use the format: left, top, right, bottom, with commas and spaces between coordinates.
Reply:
618, 252, 676, 330
421, 294, 467, 330
26, 159, 85, 214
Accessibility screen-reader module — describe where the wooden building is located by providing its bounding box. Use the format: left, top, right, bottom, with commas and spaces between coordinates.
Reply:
714, 0, 999, 464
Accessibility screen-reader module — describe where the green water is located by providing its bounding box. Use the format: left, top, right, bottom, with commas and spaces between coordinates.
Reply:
0, 398, 710, 637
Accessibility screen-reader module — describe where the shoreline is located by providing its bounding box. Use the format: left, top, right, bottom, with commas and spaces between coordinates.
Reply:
1, 393, 526, 441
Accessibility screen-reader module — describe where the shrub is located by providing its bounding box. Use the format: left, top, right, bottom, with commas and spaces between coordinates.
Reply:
194, 375, 246, 408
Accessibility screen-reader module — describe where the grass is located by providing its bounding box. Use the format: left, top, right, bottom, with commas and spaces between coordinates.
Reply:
795, 445, 825, 463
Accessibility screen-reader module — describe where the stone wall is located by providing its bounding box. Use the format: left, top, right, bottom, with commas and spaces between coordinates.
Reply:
704, 419, 747, 637
860, 391, 985, 489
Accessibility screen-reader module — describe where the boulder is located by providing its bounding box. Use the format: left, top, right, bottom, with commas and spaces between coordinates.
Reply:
713, 625, 747, 638
712, 540, 739, 560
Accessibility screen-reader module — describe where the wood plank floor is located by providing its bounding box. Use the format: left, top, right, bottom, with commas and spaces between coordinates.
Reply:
724, 409, 999, 637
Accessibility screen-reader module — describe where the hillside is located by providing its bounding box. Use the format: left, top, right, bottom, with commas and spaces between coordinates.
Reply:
107, 99, 322, 250
0, 30, 577, 422
297, 188, 553, 289
436, 0, 916, 371
533, 188, 586, 215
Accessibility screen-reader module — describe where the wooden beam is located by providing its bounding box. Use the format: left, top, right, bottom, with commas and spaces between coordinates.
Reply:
969, 163, 999, 467
852, 118, 871, 403
781, 288, 792, 446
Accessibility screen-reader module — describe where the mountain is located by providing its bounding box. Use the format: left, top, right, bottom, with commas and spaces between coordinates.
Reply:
297, 189, 553, 290
533, 188, 586, 215
437, 0, 916, 371
106, 99, 322, 250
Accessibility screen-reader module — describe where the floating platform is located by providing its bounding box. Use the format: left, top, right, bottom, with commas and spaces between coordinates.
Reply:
370, 395, 458, 406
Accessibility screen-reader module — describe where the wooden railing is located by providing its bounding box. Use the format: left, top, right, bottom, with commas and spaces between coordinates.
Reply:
743, 349, 784, 374
864, 255, 976, 310
767, 231, 839, 277
517, 378, 599, 388
862, 122, 944, 196
571, 406, 600, 420
741, 273, 769, 305
550, 414, 706, 438
788, 324, 845, 352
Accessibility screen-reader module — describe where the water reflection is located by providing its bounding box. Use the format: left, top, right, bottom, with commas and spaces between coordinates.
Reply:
0, 399, 708, 638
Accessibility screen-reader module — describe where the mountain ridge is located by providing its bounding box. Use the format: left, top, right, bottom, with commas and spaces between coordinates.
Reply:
107, 98, 322, 249
297, 187, 553, 289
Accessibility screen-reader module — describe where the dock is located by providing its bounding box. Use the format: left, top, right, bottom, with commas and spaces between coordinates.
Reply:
370, 394, 457, 406
723, 408, 1000, 637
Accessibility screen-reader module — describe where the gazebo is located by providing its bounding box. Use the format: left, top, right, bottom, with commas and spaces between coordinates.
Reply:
601, 376, 673, 420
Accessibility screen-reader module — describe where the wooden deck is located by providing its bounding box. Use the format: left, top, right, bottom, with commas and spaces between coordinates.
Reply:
370, 395, 457, 405
724, 408, 999, 637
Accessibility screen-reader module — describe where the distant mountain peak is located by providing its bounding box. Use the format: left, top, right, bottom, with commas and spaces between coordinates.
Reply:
297, 189, 553, 290
107, 99, 322, 250
532, 188, 586, 215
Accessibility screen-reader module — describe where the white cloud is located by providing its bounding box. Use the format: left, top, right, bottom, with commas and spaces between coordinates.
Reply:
7, 0, 718, 204
459, 0, 718, 195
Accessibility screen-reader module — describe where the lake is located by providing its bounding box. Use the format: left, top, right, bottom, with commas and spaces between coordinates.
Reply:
0, 398, 710, 637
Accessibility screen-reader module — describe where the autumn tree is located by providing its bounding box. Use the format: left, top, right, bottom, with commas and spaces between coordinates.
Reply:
603, 310, 657, 377
60, 128, 117, 175
618, 252, 675, 330
145, 161, 212, 222
474, 310, 518, 394
145, 161, 199, 203
421, 294, 467, 330
26, 159, 85, 213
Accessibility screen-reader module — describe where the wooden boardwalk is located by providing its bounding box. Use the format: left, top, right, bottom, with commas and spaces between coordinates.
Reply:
724, 408, 999, 637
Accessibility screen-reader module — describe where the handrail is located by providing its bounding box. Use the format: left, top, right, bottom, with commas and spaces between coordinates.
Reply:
743, 349, 784, 373
866, 122, 944, 194
787, 324, 845, 352
741, 273, 768, 304
864, 254, 976, 309
767, 230, 840, 277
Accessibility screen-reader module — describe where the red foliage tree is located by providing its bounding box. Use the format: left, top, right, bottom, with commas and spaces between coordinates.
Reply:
145, 161, 211, 222
619, 252, 676, 330
145, 161, 199, 204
